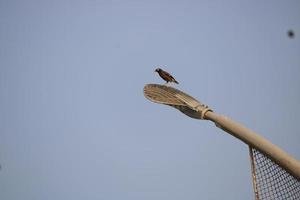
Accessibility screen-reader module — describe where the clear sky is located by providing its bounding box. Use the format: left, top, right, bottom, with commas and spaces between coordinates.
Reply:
1, 1, 300, 199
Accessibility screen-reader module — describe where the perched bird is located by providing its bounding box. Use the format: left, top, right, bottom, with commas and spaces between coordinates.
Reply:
155, 68, 179, 84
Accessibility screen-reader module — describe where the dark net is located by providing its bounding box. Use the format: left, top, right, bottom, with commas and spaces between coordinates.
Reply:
249, 147, 300, 200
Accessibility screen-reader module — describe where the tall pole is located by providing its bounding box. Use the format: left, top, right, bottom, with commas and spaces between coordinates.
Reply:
144, 84, 300, 181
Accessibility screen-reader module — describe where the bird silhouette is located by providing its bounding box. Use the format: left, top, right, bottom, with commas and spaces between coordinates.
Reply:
155, 68, 179, 84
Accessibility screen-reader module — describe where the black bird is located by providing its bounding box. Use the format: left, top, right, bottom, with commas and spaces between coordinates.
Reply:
287, 30, 295, 39
155, 68, 179, 84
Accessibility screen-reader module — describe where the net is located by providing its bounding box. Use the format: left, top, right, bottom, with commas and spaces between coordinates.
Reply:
249, 146, 300, 200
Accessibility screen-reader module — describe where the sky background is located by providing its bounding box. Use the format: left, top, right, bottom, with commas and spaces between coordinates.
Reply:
1, 1, 300, 199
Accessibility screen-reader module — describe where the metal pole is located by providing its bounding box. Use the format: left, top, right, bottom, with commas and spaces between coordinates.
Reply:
143, 84, 300, 181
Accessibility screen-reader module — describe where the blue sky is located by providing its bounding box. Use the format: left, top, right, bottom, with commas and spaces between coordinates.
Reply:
1, 1, 300, 199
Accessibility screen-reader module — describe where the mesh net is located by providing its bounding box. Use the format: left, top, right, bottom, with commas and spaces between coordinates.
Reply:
249, 147, 300, 200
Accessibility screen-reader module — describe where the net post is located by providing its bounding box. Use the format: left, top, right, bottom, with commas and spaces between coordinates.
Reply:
249, 146, 260, 200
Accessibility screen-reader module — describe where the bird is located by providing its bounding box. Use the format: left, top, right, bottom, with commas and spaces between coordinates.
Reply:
287, 30, 295, 39
155, 68, 179, 84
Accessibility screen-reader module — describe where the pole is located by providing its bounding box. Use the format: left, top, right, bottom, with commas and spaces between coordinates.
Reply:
143, 84, 300, 181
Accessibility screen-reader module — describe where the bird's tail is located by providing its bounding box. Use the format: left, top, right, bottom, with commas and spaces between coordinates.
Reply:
174, 80, 179, 84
